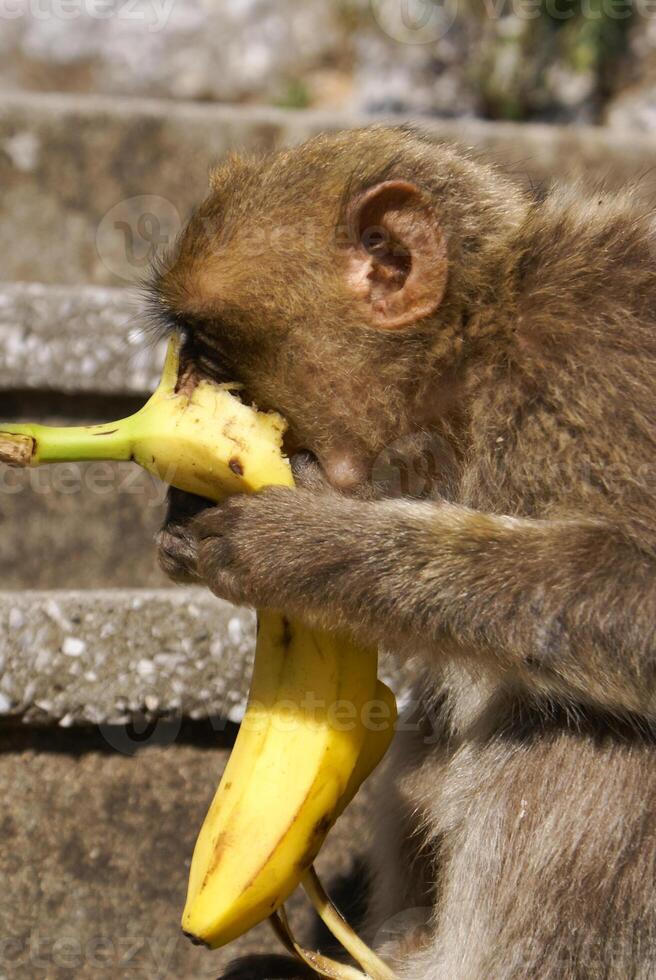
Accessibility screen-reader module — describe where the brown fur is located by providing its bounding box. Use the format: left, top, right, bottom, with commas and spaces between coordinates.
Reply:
151, 127, 656, 978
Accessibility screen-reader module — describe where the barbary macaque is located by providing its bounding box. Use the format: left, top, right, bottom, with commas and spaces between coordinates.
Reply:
152, 127, 656, 979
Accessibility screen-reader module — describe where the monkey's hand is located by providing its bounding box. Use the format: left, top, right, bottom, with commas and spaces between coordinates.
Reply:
157, 454, 337, 593
192, 485, 384, 626
157, 487, 212, 584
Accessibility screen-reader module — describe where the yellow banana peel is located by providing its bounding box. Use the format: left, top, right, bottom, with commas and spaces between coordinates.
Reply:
0, 339, 291, 495
0, 338, 397, 975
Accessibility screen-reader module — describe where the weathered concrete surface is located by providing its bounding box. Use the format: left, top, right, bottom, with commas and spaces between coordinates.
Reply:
0, 463, 169, 590
0, 283, 164, 395
0, 589, 256, 725
0, 283, 171, 591
0, 589, 410, 725
2, 92, 656, 286
0, 727, 374, 979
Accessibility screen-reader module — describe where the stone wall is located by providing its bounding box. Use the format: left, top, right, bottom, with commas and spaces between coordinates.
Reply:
1, 0, 654, 126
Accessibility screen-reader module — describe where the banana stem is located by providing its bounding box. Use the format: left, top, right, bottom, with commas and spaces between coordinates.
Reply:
270, 907, 368, 980
0, 335, 179, 470
0, 432, 34, 466
301, 868, 397, 980
0, 419, 136, 466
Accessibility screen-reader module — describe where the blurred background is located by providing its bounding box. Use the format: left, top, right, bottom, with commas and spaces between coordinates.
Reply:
1, 0, 655, 125
1, 2, 655, 977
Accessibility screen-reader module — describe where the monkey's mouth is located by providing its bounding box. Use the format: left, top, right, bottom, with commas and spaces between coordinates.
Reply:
282, 430, 304, 461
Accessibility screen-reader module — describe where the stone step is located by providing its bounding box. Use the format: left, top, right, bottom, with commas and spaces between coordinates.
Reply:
0, 463, 169, 590
0, 282, 164, 397
0, 724, 374, 979
0, 589, 255, 725
2, 91, 656, 287
0, 584, 395, 978
0, 283, 170, 590
0, 589, 409, 726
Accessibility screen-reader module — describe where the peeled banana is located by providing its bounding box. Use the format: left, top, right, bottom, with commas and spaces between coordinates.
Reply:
0, 338, 397, 975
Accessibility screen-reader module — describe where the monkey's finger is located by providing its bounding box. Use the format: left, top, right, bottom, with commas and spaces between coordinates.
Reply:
196, 531, 253, 606
156, 524, 201, 584
192, 497, 246, 543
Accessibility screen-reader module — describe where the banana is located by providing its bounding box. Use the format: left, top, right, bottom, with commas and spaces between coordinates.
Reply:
0, 338, 397, 961
0, 339, 291, 496
183, 615, 381, 947
333, 677, 397, 822
296, 678, 398, 980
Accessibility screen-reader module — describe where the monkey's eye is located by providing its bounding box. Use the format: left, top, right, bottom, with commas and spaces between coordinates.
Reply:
180, 328, 238, 388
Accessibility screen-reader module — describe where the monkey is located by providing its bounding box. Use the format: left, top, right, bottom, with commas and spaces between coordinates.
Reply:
150, 126, 656, 979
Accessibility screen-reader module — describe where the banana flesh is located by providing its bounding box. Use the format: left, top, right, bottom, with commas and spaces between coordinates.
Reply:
0, 338, 397, 957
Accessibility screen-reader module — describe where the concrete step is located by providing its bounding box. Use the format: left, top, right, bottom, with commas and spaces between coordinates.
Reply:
0, 724, 375, 979
0, 465, 169, 590
0, 589, 409, 726
0, 283, 169, 590
2, 91, 656, 287
0, 589, 254, 725
0, 585, 393, 978
0, 282, 164, 397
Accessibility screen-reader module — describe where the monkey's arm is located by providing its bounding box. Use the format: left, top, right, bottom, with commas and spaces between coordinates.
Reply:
192, 490, 656, 716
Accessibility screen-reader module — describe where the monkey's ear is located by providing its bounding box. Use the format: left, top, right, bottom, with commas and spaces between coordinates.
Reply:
344, 180, 447, 330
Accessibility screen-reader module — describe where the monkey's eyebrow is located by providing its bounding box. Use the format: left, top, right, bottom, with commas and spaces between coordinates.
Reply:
140, 256, 193, 340
142, 267, 230, 347
141, 294, 196, 347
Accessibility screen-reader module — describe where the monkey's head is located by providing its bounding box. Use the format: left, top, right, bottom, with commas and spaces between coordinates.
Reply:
150, 127, 527, 491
